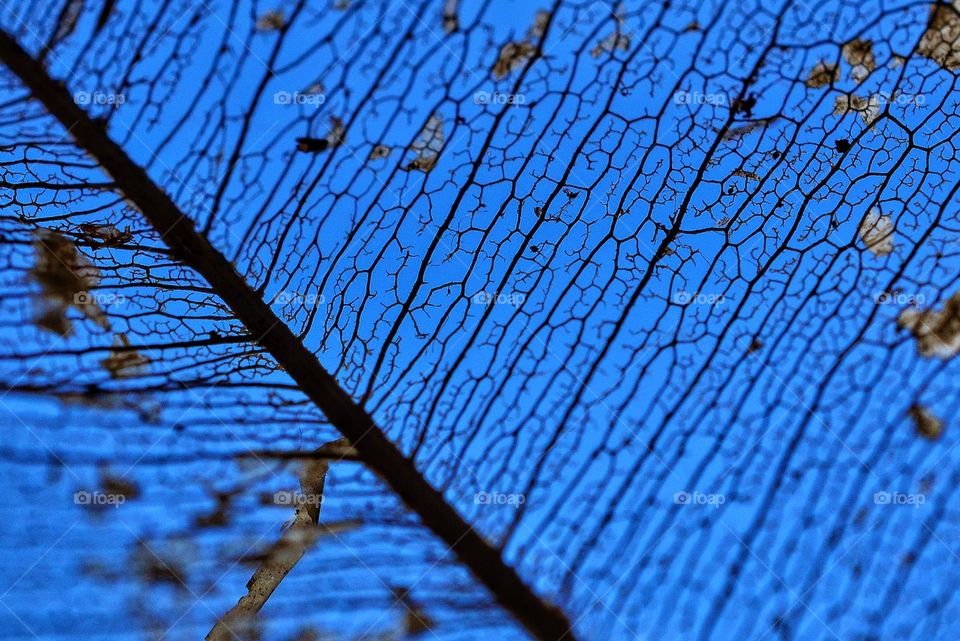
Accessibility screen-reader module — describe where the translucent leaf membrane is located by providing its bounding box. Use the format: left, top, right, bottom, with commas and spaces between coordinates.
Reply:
2, 0, 960, 640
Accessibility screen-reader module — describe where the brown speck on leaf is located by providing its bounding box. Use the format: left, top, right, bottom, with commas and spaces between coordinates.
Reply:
404, 114, 444, 172
834, 94, 880, 126
256, 10, 285, 31
368, 144, 391, 160
721, 117, 777, 141
805, 61, 839, 88
910, 405, 943, 441
747, 338, 763, 354
842, 38, 876, 82
324, 116, 344, 148
100, 333, 149, 378
491, 11, 549, 78
100, 471, 140, 500
442, 0, 459, 33
591, 32, 631, 58
898, 291, 960, 359
732, 169, 761, 181
493, 41, 536, 79
133, 542, 188, 589
296, 137, 328, 153
297, 117, 344, 154
36, 307, 72, 336
910, 404, 943, 440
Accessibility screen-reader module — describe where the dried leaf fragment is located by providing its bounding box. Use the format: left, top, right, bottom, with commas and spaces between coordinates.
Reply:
834, 94, 880, 126
404, 113, 444, 172
369, 144, 391, 160
909, 404, 943, 440
100, 471, 140, 500
491, 11, 549, 78
30, 230, 108, 333
732, 169, 761, 181
206, 442, 342, 641
442, 0, 458, 33
79, 222, 132, 247
721, 117, 777, 141
256, 10, 285, 31
493, 41, 536, 79
591, 32, 631, 57
296, 117, 344, 153
917, 2, 960, 70
897, 290, 960, 359
100, 333, 149, 378
805, 61, 839, 88
858, 207, 894, 257
842, 38, 876, 82
52, 0, 83, 42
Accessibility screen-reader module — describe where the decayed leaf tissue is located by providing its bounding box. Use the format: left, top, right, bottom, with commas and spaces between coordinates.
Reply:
1, 2, 959, 641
